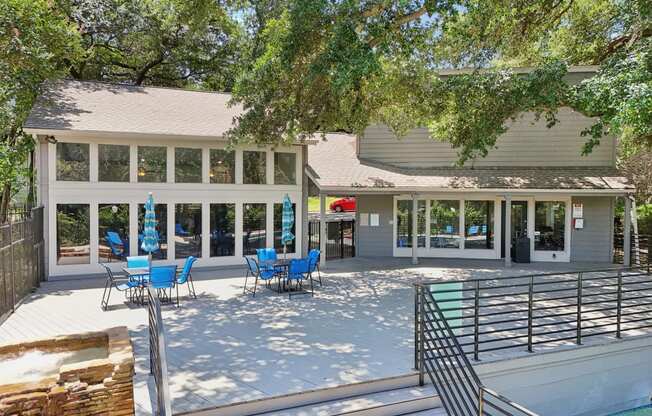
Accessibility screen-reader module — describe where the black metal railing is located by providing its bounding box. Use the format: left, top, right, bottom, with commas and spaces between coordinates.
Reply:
416, 266, 651, 364
614, 232, 650, 266
148, 286, 172, 415
415, 284, 539, 416
0, 206, 45, 324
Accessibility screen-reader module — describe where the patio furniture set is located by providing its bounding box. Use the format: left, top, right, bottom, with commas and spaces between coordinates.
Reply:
244, 248, 322, 298
100, 255, 198, 310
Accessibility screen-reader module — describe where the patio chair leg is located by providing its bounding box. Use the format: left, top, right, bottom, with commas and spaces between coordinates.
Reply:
101, 280, 111, 310
253, 276, 258, 297
243, 270, 250, 294
188, 273, 197, 298
309, 275, 314, 297
176, 284, 180, 308
316, 266, 322, 286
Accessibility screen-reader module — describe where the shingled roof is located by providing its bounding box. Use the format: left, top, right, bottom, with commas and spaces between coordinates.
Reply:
24, 79, 242, 139
307, 134, 632, 193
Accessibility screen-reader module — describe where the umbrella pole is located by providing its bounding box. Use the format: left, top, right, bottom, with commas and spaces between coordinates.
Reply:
283, 244, 287, 260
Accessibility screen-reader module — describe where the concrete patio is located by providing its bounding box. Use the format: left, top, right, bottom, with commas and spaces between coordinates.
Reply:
0, 257, 634, 414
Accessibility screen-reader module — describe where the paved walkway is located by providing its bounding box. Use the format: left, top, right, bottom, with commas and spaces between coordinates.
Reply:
0, 258, 638, 414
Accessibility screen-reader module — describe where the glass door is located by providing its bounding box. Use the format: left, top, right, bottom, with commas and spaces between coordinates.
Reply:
501, 201, 529, 258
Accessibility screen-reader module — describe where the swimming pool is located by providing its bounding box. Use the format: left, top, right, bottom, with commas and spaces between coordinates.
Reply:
610, 405, 652, 415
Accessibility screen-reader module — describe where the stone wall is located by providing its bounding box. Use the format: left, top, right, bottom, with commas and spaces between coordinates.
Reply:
0, 327, 134, 416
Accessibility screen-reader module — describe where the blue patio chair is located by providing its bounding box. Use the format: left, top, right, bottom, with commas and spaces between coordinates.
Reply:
287, 258, 313, 298
126, 255, 150, 302
100, 264, 139, 310
445, 225, 453, 234
256, 248, 283, 276
308, 249, 322, 286
243, 257, 278, 297
150, 265, 177, 304
176, 256, 198, 306
176, 223, 190, 236
105, 231, 127, 260
469, 225, 479, 235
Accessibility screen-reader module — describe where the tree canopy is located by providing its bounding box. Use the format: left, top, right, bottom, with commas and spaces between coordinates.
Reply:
227, 0, 651, 165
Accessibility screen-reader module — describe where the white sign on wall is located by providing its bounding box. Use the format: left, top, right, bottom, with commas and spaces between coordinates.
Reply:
359, 213, 369, 226
572, 203, 583, 218
370, 213, 380, 227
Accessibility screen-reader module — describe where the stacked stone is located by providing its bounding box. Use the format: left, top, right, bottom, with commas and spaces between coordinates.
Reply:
0, 327, 134, 416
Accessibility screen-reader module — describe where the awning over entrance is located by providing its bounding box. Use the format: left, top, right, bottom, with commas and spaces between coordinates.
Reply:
306, 134, 632, 195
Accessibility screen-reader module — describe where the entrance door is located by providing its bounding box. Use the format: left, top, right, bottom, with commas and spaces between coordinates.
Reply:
501, 201, 528, 258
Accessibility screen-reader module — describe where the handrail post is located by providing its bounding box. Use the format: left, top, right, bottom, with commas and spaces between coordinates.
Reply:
616, 271, 622, 338
478, 387, 484, 416
527, 275, 534, 353
474, 280, 480, 361
418, 285, 425, 387
576, 272, 583, 345
414, 284, 420, 371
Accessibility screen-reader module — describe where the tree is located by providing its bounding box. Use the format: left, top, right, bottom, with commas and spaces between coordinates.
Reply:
227, 0, 651, 166
59, 0, 245, 89
0, 0, 82, 222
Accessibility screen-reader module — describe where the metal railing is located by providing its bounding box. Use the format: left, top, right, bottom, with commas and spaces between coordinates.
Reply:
416, 266, 651, 363
147, 286, 172, 416
415, 284, 539, 416
0, 206, 45, 324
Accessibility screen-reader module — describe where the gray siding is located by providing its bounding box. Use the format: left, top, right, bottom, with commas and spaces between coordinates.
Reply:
360, 108, 615, 168
571, 196, 614, 263
356, 195, 394, 257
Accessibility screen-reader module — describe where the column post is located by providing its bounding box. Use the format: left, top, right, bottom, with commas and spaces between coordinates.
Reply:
624, 196, 632, 267
319, 194, 327, 268
412, 194, 419, 265
504, 195, 512, 268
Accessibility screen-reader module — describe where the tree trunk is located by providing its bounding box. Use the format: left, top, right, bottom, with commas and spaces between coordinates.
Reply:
0, 183, 11, 224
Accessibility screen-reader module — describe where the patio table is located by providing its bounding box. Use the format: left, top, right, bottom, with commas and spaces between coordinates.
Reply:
122, 267, 149, 304
259, 259, 291, 293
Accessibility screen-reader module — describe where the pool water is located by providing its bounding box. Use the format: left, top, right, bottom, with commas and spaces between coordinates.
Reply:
610, 405, 652, 415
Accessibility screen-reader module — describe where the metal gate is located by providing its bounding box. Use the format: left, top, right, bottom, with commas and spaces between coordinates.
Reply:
308, 218, 355, 260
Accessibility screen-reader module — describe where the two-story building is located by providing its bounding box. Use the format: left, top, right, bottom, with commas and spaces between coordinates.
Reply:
25, 71, 634, 278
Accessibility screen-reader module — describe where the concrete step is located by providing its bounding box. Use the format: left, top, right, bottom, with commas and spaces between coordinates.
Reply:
180, 373, 429, 416
255, 385, 441, 416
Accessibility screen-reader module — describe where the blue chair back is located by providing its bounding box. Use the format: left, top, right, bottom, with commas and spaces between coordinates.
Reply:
127, 255, 149, 268
178, 256, 197, 284
245, 256, 259, 274
288, 258, 310, 278
308, 250, 320, 272
150, 265, 177, 289
256, 248, 277, 262
106, 231, 123, 246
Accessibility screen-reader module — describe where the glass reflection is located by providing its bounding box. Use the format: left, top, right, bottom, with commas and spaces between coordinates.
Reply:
464, 201, 494, 249
98, 144, 129, 182
175, 204, 202, 258
430, 200, 460, 248
98, 204, 129, 262
243, 203, 266, 255
210, 204, 235, 257
56, 143, 89, 181
56, 204, 90, 264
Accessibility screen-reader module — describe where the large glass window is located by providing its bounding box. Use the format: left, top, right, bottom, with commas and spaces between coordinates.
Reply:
464, 201, 494, 249
243, 151, 266, 184
535, 201, 566, 251
274, 203, 296, 253
243, 203, 266, 255
210, 149, 235, 184
56, 204, 90, 265
274, 153, 296, 185
98, 204, 129, 262
175, 204, 202, 259
430, 201, 460, 248
396, 200, 412, 248
175, 148, 202, 183
138, 146, 166, 182
56, 143, 89, 181
210, 204, 235, 257
98, 144, 129, 182
138, 203, 168, 260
